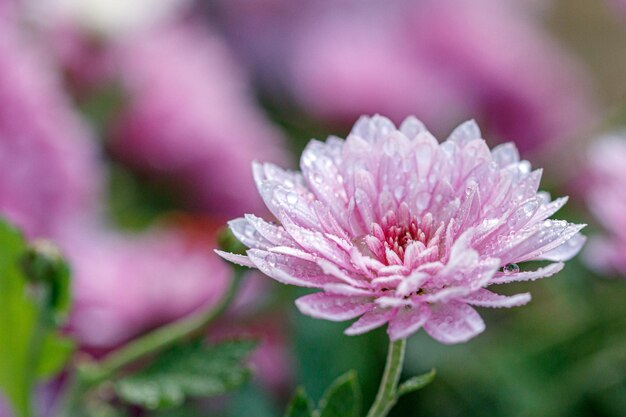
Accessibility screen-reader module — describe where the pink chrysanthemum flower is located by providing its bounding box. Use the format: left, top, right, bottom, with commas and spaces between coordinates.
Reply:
218, 115, 585, 344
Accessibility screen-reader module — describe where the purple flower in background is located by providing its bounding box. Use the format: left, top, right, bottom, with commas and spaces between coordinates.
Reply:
219, 115, 585, 344
609, 0, 626, 18
584, 134, 626, 276
291, 0, 596, 154
60, 222, 231, 351
109, 23, 289, 216
0, 15, 100, 239
215, 0, 596, 155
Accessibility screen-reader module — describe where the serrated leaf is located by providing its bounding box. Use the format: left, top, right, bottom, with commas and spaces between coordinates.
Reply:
397, 369, 436, 397
318, 370, 361, 417
285, 387, 314, 417
0, 219, 74, 417
115, 339, 256, 409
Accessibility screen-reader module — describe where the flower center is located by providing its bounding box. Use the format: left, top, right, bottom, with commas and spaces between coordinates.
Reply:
381, 220, 429, 261
354, 211, 442, 266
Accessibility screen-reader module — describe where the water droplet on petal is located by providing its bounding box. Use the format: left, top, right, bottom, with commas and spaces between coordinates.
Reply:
286, 192, 298, 205
312, 173, 323, 184
394, 185, 404, 200
503, 263, 519, 275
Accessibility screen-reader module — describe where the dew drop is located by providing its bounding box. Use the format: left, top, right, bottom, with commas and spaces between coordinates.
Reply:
416, 192, 430, 211
394, 185, 404, 200
311, 173, 323, 184
503, 263, 519, 275
286, 192, 299, 205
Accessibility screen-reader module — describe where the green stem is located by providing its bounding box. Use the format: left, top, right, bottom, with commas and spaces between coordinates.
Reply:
60, 267, 245, 415
366, 339, 407, 417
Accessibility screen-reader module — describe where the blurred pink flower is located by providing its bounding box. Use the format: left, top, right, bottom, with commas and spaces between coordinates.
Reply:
291, 0, 596, 154
217, 0, 596, 154
583, 134, 626, 275
0, 9, 294, 388
109, 24, 290, 216
219, 115, 584, 344
0, 16, 100, 239
0, 396, 10, 417
60, 221, 232, 351
609, 0, 626, 18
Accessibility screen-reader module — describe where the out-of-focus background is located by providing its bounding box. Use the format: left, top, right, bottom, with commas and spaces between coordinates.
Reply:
0, 0, 625, 416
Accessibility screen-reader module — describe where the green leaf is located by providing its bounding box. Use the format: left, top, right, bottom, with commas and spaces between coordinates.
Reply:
115, 339, 256, 409
36, 334, 75, 379
318, 370, 361, 417
397, 369, 436, 397
229, 382, 280, 417
0, 219, 74, 417
285, 387, 314, 417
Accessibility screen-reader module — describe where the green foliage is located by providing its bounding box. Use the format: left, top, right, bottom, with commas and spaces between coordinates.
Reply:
217, 227, 248, 256
36, 334, 75, 379
106, 162, 181, 231
318, 371, 361, 417
285, 371, 362, 417
20, 240, 72, 322
77, 82, 126, 139
285, 388, 315, 417
151, 406, 201, 417
397, 369, 436, 397
115, 339, 256, 409
73, 399, 128, 417
0, 219, 74, 417
229, 383, 280, 417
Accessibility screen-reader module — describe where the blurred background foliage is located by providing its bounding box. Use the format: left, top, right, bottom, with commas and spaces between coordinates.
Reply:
0, 0, 625, 416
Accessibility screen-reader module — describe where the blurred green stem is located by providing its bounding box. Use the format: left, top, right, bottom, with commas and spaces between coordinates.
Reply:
366, 338, 407, 417
59, 267, 245, 416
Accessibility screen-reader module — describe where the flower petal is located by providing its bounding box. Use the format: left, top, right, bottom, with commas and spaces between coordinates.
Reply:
323, 283, 373, 296
497, 221, 585, 264
228, 217, 272, 249
537, 233, 586, 262
387, 304, 430, 341
424, 302, 485, 344
247, 249, 334, 288
399, 116, 427, 139
491, 262, 563, 284
345, 308, 394, 336
214, 250, 255, 268
295, 292, 374, 321
491, 142, 520, 168
447, 120, 481, 147
244, 214, 295, 246
463, 289, 531, 308
351, 114, 397, 143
